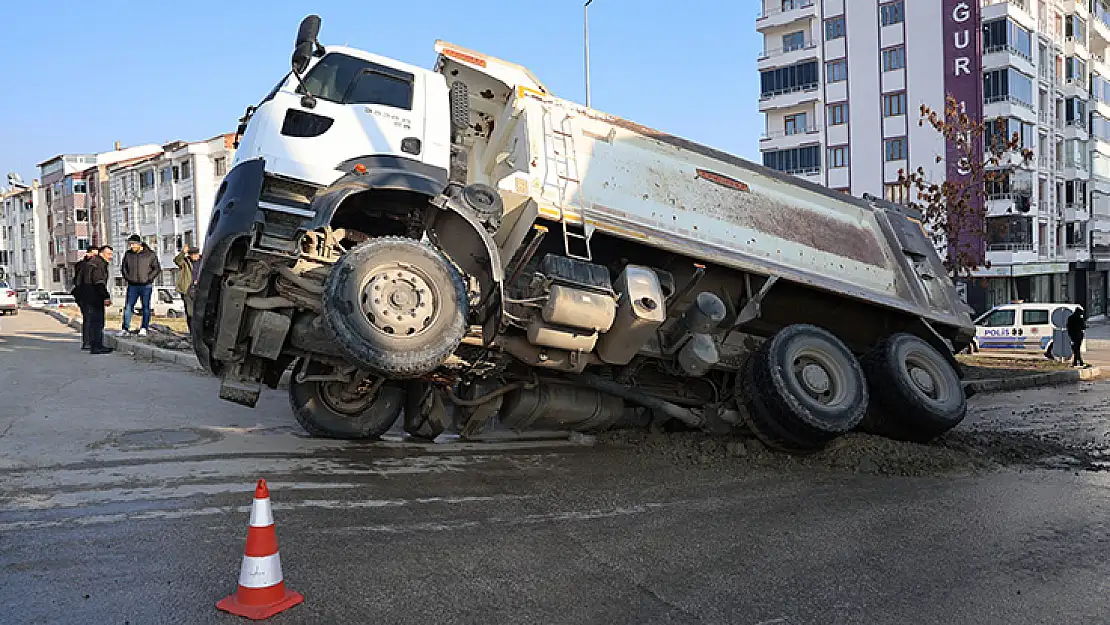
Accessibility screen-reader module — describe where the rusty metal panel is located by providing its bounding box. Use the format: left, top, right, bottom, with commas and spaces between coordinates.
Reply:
478, 90, 971, 332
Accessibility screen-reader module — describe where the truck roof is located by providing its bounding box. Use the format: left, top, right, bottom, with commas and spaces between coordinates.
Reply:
322, 44, 434, 79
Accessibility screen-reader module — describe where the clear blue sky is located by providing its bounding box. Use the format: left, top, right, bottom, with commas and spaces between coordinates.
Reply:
0, 0, 761, 185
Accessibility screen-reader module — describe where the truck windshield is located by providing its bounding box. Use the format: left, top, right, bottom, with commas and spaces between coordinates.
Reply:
301, 53, 414, 110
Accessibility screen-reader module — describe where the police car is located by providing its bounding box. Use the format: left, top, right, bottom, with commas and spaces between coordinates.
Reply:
972, 301, 1085, 352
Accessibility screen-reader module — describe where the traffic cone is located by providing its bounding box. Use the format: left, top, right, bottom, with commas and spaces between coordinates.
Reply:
217, 479, 304, 620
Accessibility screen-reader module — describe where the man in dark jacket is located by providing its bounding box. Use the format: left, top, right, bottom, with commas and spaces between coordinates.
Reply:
119, 234, 161, 336
71, 245, 99, 350
76, 245, 115, 355
1068, 306, 1087, 367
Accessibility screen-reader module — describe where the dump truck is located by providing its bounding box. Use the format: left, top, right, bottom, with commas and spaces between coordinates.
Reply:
193, 15, 976, 451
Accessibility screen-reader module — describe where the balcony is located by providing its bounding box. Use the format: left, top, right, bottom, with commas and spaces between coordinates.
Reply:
1061, 78, 1089, 100
983, 44, 1035, 76
760, 125, 822, 149
984, 95, 1038, 124
1063, 119, 1090, 140
1064, 203, 1091, 222
1094, 6, 1110, 46
986, 242, 1038, 266
982, 0, 1030, 16
1063, 36, 1090, 61
756, 0, 816, 30
757, 40, 818, 70
758, 83, 820, 111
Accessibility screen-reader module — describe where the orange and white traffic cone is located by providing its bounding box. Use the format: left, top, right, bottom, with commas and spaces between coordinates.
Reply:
217, 479, 304, 620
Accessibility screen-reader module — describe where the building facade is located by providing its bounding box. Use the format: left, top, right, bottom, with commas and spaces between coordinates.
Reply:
0, 181, 50, 290
107, 133, 234, 291
758, 0, 1110, 317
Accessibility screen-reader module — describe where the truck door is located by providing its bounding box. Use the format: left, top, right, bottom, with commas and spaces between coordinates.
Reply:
976, 306, 1017, 349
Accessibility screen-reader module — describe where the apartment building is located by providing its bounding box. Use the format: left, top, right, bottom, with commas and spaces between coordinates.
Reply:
757, 0, 1110, 317
0, 180, 49, 290
36, 145, 162, 288
107, 133, 234, 290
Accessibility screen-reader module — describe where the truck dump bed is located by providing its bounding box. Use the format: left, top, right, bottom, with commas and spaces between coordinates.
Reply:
436, 44, 974, 341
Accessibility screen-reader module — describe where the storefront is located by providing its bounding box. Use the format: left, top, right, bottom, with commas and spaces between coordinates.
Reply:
965, 262, 1071, 315
1069, 261, 1110, 319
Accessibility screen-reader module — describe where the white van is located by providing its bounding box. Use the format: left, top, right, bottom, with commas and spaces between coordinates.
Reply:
972, 302, 1085, 352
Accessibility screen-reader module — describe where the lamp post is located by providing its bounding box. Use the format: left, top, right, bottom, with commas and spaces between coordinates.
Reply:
585, 0, 593, 108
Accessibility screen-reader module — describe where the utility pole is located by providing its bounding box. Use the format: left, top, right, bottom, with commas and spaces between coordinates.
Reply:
585, 0, 593, 108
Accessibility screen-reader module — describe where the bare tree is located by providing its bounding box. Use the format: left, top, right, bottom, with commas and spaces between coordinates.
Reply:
896, 95, 1034, 278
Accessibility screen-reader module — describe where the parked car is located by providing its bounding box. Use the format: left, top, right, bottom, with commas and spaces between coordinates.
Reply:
116, 288, 186, 318
24, 290, 51, 309
972, 302, 1086, 353
0, 282, 17, 315
46, 294, 79, 310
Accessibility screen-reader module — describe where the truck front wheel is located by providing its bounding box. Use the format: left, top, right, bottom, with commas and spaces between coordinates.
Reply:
859, 333, 966, 442
323, 237, 468, 378
740, 324, 868, 453
288, 358, 406, 439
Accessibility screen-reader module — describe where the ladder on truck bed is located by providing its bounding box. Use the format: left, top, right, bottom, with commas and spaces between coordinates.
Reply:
541, 106, 593, 260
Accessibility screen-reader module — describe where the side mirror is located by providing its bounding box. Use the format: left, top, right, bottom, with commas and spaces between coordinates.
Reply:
296, 15, 321, 50
292, 40, 314, 75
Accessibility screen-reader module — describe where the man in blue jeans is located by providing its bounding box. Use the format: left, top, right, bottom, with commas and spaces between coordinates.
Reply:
119, 234, 161, 336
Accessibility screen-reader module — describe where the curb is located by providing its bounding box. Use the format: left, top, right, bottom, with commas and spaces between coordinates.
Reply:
39, 308, 201, 370
964, 366, 1101, 395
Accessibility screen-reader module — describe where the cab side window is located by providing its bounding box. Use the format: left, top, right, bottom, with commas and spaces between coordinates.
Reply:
1022, 309, 1049, 325
983, 309, 1016, 327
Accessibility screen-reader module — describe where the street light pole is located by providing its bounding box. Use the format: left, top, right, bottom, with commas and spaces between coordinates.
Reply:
585, 0, 593, 108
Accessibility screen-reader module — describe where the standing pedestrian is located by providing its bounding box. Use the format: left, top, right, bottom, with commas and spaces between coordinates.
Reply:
78, 245, 115, 355
71, 245, 98, 350
1068, 306, 1088, 368
173, 246, 201, 333
119, 234, 161, 337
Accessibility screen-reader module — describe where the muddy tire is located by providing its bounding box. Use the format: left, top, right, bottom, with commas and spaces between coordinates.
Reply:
739, 324, 868, 453
860, 333, 966, 443
323, 237, 468, 378
288, 358, 405, 439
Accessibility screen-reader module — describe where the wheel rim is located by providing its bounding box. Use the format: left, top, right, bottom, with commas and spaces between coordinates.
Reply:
788, 347, 851, 409
903, 350, 953, 404
360, 262, 440, 338
318, 378, 379, 415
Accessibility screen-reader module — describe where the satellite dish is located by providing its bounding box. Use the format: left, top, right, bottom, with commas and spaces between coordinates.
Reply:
6, 172, 23, 186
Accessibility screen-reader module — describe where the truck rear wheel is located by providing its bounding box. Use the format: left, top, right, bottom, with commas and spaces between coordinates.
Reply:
740, 324, 868, 453
288, 358, 405, 439
860, 333, 966, 442
323, 237, 468, 378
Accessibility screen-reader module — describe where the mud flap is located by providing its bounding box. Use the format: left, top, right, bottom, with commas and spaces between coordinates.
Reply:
425, 195, 504, 345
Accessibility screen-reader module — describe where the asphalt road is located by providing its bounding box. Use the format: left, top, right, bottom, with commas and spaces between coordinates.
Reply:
4, 311, 1110, 625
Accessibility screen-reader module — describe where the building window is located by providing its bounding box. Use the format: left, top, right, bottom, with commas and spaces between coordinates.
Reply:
762, 146, 822, 175
883, 92, 907, 117
72, 180, 87, 194
782, 30, 807, 52
161, 200, 173, 220
139, 170, 155, 190
827, 146, 848, 168
825, 16, 845, 40
77, 238, 90, 251
983, 68, 1034, 107
881, 46, 905, 72
174, 199, 181, 217
163, 235, 174, 254
1066, 56, 1087, 83
183, 196, 194, 215
784, 112, 809, 135
884, 182, 908, 205
184, 231, 195, 248
879, 1, 904, 26
826, 59, 848, 83
884, 137, 907, 161
1066, 14, 1088, 46
181, 160, 191, 180
760, 60, 820, 98
75, 209, 88, 223
214, 157, 227, 176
